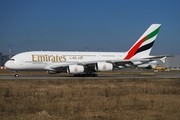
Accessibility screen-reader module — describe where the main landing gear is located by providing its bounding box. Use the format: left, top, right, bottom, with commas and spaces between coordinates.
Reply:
13, 71, 19, 77
73, 73, 98, 77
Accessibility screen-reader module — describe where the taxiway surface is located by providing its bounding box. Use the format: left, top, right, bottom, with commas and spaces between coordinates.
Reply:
1, 74, 180, 79
1, 69, 180, 79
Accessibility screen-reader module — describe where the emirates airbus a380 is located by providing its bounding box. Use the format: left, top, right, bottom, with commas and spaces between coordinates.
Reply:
5, 24, 163, 77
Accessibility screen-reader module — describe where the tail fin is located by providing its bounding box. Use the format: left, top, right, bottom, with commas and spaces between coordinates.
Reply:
124, 24, 161, 60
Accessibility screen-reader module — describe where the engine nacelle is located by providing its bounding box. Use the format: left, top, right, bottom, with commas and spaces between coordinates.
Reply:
67, 65, 84, 74
95, 62, 113, 72
47, 71, 60, 74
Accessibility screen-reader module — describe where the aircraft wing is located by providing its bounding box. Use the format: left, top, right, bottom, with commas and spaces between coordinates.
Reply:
44, 58, 151, 71
44, 55, 171, 72
145, 55, 172, 63
145, 55, 167, 59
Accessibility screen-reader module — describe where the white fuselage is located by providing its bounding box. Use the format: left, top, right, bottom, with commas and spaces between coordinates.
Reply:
5, 51, 127, 71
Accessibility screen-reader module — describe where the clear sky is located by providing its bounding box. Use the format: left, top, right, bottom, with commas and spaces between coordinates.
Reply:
0, 0, 180, 55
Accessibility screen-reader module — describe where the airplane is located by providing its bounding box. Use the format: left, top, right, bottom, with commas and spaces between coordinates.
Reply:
5, 24, 163, 77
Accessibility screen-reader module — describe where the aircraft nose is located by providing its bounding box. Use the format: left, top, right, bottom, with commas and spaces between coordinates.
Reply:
5, 61, 10, 69
5, 60, 14, 69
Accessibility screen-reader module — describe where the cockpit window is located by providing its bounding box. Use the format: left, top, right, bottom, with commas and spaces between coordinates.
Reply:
9, 59, 15, 61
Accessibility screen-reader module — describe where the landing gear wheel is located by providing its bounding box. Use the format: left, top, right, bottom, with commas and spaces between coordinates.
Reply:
73, 73, 98, 77
93, 74, 98, 77
13, 71, 19, 77
15, 74, 19, 77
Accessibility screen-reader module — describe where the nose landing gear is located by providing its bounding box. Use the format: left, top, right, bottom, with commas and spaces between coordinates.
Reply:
15, 74, 19, 77
13, 71, 19, 77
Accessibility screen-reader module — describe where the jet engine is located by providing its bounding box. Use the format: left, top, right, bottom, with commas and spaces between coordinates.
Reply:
95, 62, 113, 72
67, 65, 84, 74
47, 71, 60, 74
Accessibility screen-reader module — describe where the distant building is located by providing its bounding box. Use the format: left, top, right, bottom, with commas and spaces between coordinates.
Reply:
0, 53, 2, 66
2, 55, 9, 66
0, 52, 9, 66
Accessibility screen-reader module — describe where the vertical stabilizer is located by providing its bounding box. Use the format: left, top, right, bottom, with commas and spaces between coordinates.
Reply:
124, 24, 161, 60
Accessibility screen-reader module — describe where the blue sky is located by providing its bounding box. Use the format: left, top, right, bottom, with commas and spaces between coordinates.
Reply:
0, 0, 180, 55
